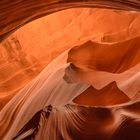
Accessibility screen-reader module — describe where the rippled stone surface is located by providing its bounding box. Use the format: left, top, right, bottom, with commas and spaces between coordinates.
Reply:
0, 1, 140, 140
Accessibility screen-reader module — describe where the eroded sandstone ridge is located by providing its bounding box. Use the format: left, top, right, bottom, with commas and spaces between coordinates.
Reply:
0, 8, 140, 109
0, 1, 140, 140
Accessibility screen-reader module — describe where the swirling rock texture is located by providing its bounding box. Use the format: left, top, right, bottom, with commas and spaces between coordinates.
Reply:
12, 103, 140, 140
0, 0, 140, 140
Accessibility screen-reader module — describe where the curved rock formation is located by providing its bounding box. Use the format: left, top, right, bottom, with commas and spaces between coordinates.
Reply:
0, 0, 140, 41
73, 82, 130, 106
0, 8, 140, 109
12, 102, 140, 140
0, 1, 140, 140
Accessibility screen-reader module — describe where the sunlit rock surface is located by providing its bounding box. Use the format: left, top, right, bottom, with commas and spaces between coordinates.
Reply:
0, 6, 140, 140
0, 0, 140, 41
0, 8, 140, 109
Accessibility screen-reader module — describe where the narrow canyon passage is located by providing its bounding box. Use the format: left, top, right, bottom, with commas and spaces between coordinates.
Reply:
0, 1, 140, 140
